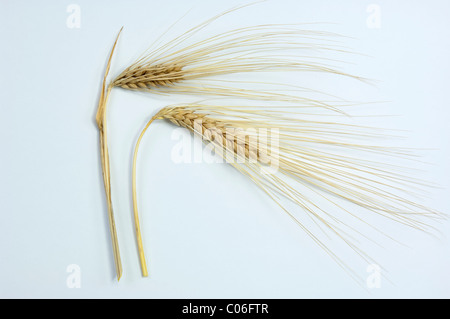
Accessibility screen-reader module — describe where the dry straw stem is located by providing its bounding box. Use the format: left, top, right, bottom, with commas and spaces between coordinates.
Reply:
96, 27, 123, 281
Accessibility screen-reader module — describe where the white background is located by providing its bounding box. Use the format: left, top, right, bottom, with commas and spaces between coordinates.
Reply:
0, 0, 449, 298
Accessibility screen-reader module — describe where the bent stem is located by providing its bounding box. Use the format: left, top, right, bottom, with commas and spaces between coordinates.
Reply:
132, 113, 162, 277
96, 28, 123, 281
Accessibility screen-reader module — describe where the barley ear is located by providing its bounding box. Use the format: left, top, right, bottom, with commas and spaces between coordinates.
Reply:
96, 27, 123, 281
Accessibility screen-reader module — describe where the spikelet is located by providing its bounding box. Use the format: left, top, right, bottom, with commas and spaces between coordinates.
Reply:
113, 64, 185, 89
111, 19, 367, 279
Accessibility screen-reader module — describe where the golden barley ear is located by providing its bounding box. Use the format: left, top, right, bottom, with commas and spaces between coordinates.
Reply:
113, 64, 185, 89
131, 103, 445, 283
106, 17, 365, 278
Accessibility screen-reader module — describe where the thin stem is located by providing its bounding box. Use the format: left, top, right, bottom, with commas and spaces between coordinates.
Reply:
132, 114, 161, 277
